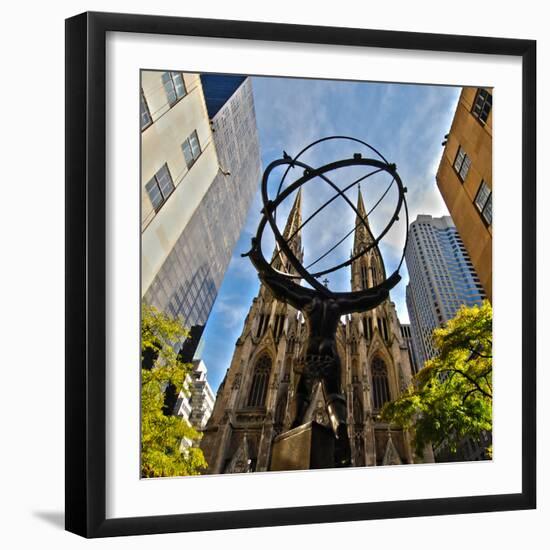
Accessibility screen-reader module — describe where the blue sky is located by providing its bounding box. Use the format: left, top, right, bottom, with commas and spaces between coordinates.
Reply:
200, 76, 460, 391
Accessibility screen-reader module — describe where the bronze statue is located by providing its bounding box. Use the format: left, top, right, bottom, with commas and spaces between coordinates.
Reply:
244, 136, 408, 467
248, 236, 400, 465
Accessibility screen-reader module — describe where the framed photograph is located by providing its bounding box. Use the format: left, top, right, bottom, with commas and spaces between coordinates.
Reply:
65, 11, 536, 538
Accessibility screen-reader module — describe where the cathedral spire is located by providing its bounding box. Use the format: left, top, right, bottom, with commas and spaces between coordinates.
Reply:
282, 187, 302, 241
356, 184, 368, 221
353, 186, 373, 255
351, 187, 386, 291
272, 188, 303, 272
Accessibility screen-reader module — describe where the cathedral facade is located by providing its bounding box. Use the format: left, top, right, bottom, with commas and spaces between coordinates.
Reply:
201, 189, 432, 473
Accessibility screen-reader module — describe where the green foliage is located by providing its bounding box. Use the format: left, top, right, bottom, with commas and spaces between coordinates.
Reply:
382, 301, 492, 458
141, 303, 207, 477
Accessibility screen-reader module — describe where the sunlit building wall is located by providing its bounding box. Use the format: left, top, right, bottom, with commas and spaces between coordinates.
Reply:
436, 87, 493, 301
141, 73, 261, 354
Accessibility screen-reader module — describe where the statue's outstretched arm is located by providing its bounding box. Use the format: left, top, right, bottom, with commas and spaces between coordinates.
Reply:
337, 288, 388, 315
336, 272, 400, 315
245, 237, 314, 310
261, 272, 313, 310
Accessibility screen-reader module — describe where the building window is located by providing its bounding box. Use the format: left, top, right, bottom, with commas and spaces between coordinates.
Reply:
453, 146, 471, 182
182, 130, 202, 169
472, 88, 492, 125
140, 90, 152, 130
474, 180, 493, 225
247, 355, 271, 407
162, 71, 186, 106
372, 357, 390, 410
145, 164, 175, 212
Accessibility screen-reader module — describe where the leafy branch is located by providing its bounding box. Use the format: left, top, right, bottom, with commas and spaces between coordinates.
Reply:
141, 302, 208, 477
382, 301, 493, 459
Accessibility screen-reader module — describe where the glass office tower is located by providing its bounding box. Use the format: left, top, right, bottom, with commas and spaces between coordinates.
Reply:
405, 214, 486, 369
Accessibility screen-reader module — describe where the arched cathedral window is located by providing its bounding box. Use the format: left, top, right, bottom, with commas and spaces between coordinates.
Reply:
372, 357, 390, 410
376, 316, 389, 342
274, 313, 285, 339
360, 264, 369, 289
256, 313, 268, 338
247, 354, 271, 407
287, 337, 295, 354
371, 264, 378, 286
382, 317, 389, 341
363, 316, 372, 341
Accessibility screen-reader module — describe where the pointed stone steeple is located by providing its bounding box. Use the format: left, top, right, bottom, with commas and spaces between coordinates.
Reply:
353, 186, 374, 255
271, 188, 303, 273
283, 187, 302, 240
351, 187, 386, 291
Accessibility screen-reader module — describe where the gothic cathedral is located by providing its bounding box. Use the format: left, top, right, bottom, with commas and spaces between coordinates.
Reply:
201, 189, 432, 473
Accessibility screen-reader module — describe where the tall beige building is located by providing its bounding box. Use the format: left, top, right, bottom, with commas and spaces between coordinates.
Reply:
436, 87, 493, 301
201, 189, 432, 473
141, 72, 261, 356
141, 72, 220, 294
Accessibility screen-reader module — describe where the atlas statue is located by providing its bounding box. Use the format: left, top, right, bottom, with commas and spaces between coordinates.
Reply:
244, 137, 409, 467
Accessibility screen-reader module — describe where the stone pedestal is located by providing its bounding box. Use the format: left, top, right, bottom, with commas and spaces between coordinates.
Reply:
270, 421, 335, 471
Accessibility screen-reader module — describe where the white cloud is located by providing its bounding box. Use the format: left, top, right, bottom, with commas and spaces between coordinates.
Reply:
214, 298, 249, 330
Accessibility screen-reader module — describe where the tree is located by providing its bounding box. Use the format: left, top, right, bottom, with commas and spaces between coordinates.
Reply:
141, 303, 208, 477
382, 301, 492, 459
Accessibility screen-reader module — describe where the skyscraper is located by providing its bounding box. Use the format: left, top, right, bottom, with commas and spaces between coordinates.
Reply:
405, 214, 486, 370
141, 72, 261, 357
200, 190, 432, 473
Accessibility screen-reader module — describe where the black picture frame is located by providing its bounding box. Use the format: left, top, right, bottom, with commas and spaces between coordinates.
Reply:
65, 11, 537, 538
